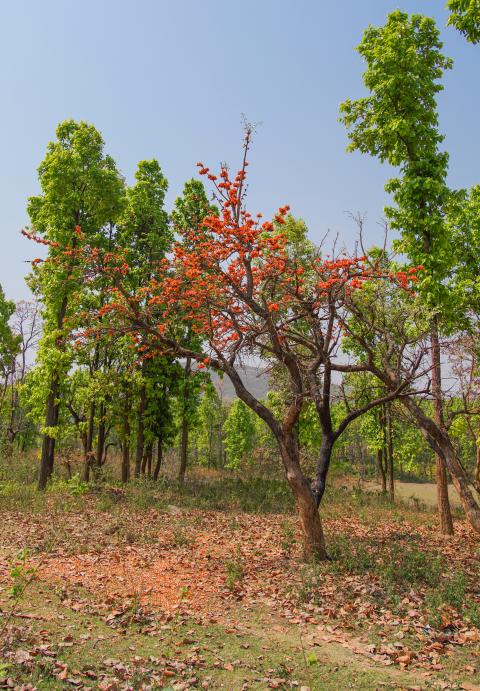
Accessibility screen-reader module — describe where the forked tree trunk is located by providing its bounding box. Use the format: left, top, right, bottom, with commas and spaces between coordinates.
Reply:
280, 435, 327, 561
225, 366, 327, 561
430, 320, 454, 535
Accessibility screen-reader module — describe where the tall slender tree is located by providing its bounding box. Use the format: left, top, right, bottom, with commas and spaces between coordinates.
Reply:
340, 11, 456, 533
116, 159, 172, 478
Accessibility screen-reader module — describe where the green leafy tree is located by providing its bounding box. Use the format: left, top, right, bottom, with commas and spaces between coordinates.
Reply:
0, 287, 20, 409
192, 381, 226, 467
223, 399, 256, 469
116, 159, 172, 478
27, 120, 125, 489
340, 10, 457, 533
447, 0, 480, 43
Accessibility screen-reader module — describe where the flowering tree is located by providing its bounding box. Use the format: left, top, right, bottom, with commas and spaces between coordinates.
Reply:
70, 130, 422, 559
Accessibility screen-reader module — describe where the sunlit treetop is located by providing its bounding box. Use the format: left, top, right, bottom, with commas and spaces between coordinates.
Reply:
447, 0, 480, 44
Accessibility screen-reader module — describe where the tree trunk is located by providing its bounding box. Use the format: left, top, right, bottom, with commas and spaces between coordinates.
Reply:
146, 444, 153, 477
82, 402, 96, 483
386, 403, 394, 502
96, 402, 106, 471
178, 357, 191, 484
38, 382, 59, 490
280, 435, 327, 561
121, 394, 131, 484
377, 448, 387, 493
430, 320, 454, 535
311, 433, 334, 506
135, 381, 146, 478
153, 437, 162, 481
475, 438, 480, 495
224, 364, 327, 560
178, 415, 188, 484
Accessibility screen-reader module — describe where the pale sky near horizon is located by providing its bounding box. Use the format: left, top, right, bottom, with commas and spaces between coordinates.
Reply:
1, 0, 479, 302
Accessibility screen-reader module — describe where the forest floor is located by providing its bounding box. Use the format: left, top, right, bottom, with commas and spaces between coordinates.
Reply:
0, 474, 480, 690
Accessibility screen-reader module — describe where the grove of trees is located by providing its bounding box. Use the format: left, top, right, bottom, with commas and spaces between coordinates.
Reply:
1, 4, 480, 560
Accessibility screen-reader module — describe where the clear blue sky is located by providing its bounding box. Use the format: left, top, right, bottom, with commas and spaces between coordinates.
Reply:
1, 0, 478, 301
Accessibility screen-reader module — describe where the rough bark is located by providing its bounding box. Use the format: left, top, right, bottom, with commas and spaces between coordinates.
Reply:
311, 433, 334, 507
280, 435, 327, 561
153, 437, 162, 481
377, 448, 387, 493
95, 402, 106, 471
146, 444, 153, 477
38, 384, 58, 490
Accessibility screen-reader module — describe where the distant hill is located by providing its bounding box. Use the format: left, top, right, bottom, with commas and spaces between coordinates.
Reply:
210, 365, 270, 402
209, 365, 342, 402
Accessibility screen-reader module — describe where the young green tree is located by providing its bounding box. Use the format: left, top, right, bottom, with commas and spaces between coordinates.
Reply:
340, 10, 456, 533
193, 380, 226, 467
116, 159, 172, 478
27, 120, 125, 489
0, 288, 21, 446
171, 180, 216, 483
223, 399, 256, 469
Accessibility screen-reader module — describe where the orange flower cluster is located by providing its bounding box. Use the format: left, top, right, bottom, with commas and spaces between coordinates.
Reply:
23, 136, 422, 366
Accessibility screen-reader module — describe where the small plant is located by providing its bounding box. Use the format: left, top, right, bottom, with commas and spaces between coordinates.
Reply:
297, 564, 324, 605
179, 585, 190, 600
9, 548, 36, 599
442, 571, 467, 609
224, 548, 244, 591
280, 521, 296, 553
0, 549, 37, 638
48, 473, 89, 496
172, 525, 191, 547
380, 545, 443, 588
425, 570, 469, 627
465, 603, 480, 628
327, 535, 375, 574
